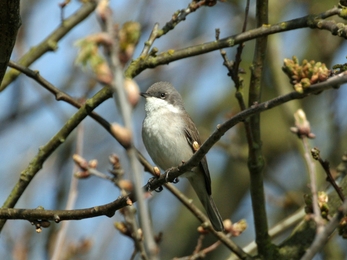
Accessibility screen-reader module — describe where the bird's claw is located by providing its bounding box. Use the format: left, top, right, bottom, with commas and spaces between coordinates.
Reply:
154, 186, 163, 192
147, 177, 163, 193
165, 168, 179, 183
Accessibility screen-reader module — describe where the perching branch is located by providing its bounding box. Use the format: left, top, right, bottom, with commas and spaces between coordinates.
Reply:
7, 62, 246, 257
1, 72, 346, 224
146, 72, 347, 190
0, 72, 346, 258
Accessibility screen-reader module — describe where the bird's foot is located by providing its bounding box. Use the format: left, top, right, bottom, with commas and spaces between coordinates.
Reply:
165, 167, 179, 183
172, 177, 179, 183
147, 177, 163, 192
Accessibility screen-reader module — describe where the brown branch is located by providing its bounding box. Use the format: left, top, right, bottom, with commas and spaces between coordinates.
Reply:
139, 0, 216, 58
126, 7, 341, 78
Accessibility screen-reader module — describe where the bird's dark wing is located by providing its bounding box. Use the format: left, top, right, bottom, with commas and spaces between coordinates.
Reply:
183, 113, 212, 195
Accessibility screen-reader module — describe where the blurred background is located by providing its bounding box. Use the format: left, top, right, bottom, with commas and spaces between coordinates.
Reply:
0, 0, 347, 259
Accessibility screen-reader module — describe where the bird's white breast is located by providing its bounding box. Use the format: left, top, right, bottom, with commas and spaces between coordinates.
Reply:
142, 97, 193, 170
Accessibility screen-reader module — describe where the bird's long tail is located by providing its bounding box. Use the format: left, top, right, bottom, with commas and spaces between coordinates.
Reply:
187, 175, 224, 231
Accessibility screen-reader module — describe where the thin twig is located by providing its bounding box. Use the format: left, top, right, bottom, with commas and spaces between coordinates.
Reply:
200, 239, 223, 255
125, 205, 148, 260
140, 23, 159, 57
176, 234, 229, 260
103, 6, 156, 260
302, 138, 324, 230
156, 0, 213, 39
312, 148, 345, 202
232, 0, 250, 91
139, 0, 215, 61
140, 0, 215, 57
51, 123, 84, 260
192, 234, 205, 254
88, 168, 115, 182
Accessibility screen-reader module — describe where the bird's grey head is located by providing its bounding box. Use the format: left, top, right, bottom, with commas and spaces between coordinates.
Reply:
140, 82, 185, 112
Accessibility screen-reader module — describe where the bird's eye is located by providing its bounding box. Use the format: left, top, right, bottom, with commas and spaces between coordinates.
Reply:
160, 93, 166, 98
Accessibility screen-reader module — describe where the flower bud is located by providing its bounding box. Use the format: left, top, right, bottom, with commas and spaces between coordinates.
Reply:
110, 123, 132, 147
118, 180, 133, 192
124, 78, 140, 107
73, 154, 88, 170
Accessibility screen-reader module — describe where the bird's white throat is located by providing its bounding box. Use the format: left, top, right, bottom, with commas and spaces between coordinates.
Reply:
144, 96, 181, 115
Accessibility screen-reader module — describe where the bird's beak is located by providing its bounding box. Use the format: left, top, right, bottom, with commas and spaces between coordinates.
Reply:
140, 92, 150, 98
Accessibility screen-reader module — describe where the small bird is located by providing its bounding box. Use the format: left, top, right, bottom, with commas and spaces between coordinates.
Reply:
141, 82, 224, 231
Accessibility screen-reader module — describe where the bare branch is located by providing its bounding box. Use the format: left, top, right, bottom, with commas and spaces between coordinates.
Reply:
302, 138, 324, 229
311, 148, 345, 202
51, 124, 85, 260
0, 85, 113, 231
126, 7, 341, 78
